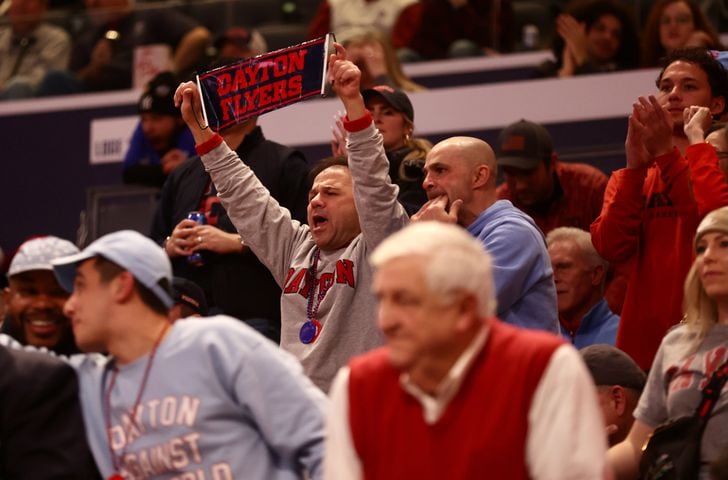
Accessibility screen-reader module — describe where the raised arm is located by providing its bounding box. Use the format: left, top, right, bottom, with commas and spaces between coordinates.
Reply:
328, 44, 408, 249
684, 106, 728, 217
591, 97, 668, 264
174, 82, 308, 284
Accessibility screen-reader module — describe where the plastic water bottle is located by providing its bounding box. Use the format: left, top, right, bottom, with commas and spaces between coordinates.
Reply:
187, 211, 206, 267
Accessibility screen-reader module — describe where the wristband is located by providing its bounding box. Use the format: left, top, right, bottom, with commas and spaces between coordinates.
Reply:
195, 134, 224, 156
343, 111, 372, 133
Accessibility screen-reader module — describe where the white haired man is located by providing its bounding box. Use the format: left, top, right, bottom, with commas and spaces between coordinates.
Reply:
547, 227, 619, 348
324, 222, 607, 479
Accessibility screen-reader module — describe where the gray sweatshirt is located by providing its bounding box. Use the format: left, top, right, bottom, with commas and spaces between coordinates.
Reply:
201, 123, 408, 391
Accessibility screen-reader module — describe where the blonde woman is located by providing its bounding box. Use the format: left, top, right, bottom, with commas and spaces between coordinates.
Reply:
608, 206, 728, 479
331, 84, 430, 215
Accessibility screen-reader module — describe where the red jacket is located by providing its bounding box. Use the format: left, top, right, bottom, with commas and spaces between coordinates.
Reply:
591, 143, 728, 370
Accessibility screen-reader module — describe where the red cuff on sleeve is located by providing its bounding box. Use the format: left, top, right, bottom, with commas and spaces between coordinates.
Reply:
195, 134, 224, 156
686, 142, 712, 157
343, 111, 372, 133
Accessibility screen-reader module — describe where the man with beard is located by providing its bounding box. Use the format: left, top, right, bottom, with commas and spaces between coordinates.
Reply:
2, 236, 82, 355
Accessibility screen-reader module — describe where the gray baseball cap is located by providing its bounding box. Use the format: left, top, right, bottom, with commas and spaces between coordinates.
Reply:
52, 230, 173, 308
8, 236, 80, 277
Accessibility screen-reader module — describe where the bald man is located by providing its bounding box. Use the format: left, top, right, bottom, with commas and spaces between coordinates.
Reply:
413, 136, 558, 332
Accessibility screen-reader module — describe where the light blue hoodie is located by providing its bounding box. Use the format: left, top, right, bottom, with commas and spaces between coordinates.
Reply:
1, 316, 327, 479
467, 199, 559, 333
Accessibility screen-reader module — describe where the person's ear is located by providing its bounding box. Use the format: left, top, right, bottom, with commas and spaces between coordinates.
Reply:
591, 263, 606, 287
454, 292, 480, 331
1, 287, 11, 317
547, 152, 557, 173
112, 271, 136, 304
472, 164, 491, 189
710, 96, 726, 118
1, 286, 10, 305
611, 385, 628, 416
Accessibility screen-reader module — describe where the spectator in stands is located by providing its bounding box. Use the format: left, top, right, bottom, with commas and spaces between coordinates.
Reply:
0, 0, 71, 99
398, 0, 515, 62
580, 344, 646, 446
151, 81, 310, 343
411, 136, 559, 333
331, 84, 429, 214
9, 229, 325, 479
641, 0, 723, 68
213, 27, 267, 60
41, 0, 211, 93
324, 221, 607, 479
122, 71, 195, 188
591, 48, 728, 371
0, 346, 100, 478
174, 43, 410, 392
1, 236, 82, 355
547, 227, 619, 347
343, 29, 424, 92
496, 119, 608, 234
608, 206, 728, 479
169, 276, 207, 321
495, 119, 625, 314
707, 122, 728, 181
308, 0, 421, 50
702, 0, 728, 34
535, 0, 639, 78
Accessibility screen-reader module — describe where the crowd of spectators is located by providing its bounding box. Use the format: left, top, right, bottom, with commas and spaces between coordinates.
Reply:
1, 0, 727, 100
2, 0, 728, 479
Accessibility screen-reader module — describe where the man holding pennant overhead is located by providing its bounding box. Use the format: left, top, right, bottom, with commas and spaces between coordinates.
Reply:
175, 43, 409, 392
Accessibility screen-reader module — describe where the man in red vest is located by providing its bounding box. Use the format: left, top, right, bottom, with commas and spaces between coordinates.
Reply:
324, 221, 608, 479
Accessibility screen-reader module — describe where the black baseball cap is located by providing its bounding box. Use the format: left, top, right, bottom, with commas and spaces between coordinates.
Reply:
580, 344, 646, 392
362, 85, 414, 123
172, 277, 208, 315
497, 119, 553, 170
138, 72, 180, 117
